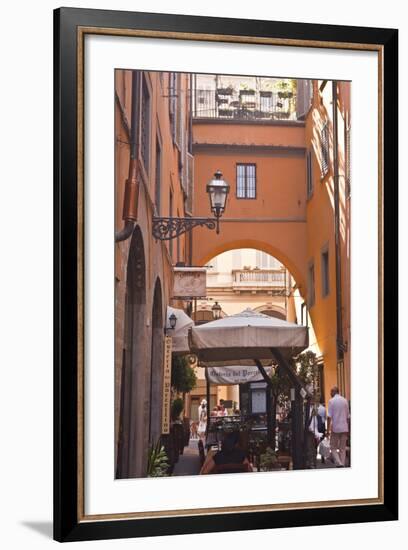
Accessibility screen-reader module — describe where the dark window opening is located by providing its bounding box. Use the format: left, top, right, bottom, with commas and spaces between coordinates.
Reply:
308, 261, 315, 307
321, 248, 330, 297
236, 163, 256, 199
141, 78, 150, 172
306, 149, 313, 198
155, 139, 161, 215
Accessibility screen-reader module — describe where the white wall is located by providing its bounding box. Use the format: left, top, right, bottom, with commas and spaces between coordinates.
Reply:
0, 1, 406, 548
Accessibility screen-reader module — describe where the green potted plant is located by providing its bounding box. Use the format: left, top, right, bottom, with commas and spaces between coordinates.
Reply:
147, 439, 170, 477
171, 397, 184, 421
216, 85, 234, 95
259, 446, 282, 471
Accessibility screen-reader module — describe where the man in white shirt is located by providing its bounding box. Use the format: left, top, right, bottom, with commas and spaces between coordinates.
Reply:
327, 386, 350, 467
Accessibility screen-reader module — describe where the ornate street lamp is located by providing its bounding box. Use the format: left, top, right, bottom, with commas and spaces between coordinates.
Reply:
152, 170, 229, 240
211, 301, 222, 320
206, 170, 229, 234
169, 312, 177, 330
165, 312, 178, 335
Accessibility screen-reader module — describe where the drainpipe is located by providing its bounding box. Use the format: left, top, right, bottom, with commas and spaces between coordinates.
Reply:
115, 70, 141, 242
332, 81, 344, 360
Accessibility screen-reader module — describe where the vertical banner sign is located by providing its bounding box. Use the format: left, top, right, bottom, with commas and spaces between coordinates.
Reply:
161, 336, 172, 434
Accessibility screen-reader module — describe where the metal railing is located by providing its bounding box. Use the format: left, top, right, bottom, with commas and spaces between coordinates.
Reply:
232, 269, 286, 287
193, 89, 297, 121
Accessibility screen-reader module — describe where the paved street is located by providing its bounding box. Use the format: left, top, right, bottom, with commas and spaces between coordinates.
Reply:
173, 439, 201, 476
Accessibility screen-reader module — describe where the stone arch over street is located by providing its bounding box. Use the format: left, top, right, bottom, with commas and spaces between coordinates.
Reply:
194, 236, 307, 301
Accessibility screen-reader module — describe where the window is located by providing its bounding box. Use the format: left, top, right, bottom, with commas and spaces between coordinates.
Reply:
260, 93, 272, 112
321, 247, 330, 297
169, 72, 176, 141
155, 139, 161, 215
321, 121, 329, 177
141, 78, 150, 172
306, 149, 313, 198
307, 261, 315, 307
236, 164, 256, 199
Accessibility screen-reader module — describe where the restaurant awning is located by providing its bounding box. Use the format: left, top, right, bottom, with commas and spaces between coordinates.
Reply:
206, 365, 273, 385
166, 306, 194, 355
190, 308, 308, 362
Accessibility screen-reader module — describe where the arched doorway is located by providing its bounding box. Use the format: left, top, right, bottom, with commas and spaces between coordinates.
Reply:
148, 278, 164, 445
116, 226, 147, 478
255, 305, 287, 320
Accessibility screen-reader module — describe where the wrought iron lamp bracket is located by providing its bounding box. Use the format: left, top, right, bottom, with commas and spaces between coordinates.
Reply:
152, 216, 217, 241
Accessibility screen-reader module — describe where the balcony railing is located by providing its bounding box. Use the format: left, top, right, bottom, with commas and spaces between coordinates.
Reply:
192, 89, 297, 121
232, 269, 286, 287
207, 269, 288, 292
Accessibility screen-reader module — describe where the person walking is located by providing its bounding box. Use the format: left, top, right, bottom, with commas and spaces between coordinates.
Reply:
197, 402, 207, 444
317, 398, 327, 463
317, 399, 327, 435
304, 399, 322, 468
327, 386, 350, 467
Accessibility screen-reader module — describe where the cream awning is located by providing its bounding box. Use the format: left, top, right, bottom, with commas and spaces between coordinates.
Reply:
190, 308, 308, 362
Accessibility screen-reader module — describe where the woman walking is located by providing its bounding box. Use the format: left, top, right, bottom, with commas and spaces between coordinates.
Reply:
197, 402, 207, 444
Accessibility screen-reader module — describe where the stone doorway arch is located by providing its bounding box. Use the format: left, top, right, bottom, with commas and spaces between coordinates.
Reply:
148, 278, 164, 445
116, 226, 147, 478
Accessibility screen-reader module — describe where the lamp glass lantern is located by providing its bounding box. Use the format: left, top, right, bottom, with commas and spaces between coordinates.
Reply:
206, 170, 229, 233
211, 301, 222, 320
168, 313, 177, 330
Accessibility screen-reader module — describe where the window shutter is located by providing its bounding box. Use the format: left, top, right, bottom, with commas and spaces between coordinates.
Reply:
321, 122, 329, 177
296, 79, 312, 120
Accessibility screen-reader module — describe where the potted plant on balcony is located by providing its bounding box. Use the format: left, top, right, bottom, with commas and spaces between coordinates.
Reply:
274, 79, 294, 99
216, 85, 234, 95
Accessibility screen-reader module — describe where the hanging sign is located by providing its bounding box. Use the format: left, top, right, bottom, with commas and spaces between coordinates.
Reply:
206, 365, 273, 385
161, 336, 172, 434
173, 267, 207, 298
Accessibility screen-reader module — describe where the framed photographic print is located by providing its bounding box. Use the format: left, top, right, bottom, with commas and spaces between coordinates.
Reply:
54, 7, 398, 542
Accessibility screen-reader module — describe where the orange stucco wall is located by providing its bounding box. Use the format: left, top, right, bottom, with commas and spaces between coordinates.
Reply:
114, 70, 192, 476
191, 81, 351, 402
192, 121, 308, 293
